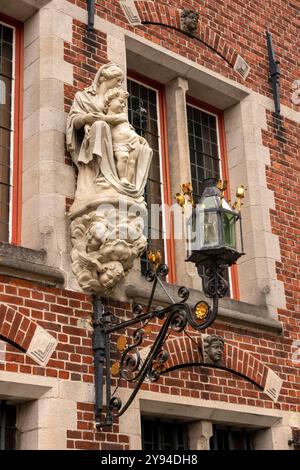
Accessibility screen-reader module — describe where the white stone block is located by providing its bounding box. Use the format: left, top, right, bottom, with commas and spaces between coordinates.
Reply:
40, 57, 73, 84
59, 380, 94, 402
244, 142, 271, 165
39, 107, 67, 134
38, 428, 68, 450
23, 109, 39, 139
227, 146, 245, 169
24, 59, 40, 91
24, 38, 39, 68
107, 35, 127, 74
27, 325, 58, 366
264, 368, 283, 402
224, 104, 242, 133
37, 398, 77, 429
24, 9, 40, 47
226, 127, 244, 151
18, 430, 39, 450
39, 7, 73, 42
39, 35, 64, 60
247, 185, 275, 210
243, 125, 263, 145
24, 130, 67, 171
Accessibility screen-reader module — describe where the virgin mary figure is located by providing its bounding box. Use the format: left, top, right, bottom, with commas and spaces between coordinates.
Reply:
66, 62, 153, 213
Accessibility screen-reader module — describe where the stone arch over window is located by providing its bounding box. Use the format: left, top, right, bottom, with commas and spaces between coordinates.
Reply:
161, 336, 280, 396
135, 1, 240, 69
0, 303, 57, 366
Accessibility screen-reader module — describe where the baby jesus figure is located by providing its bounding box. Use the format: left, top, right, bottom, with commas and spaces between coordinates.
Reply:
103, 87, 148, 187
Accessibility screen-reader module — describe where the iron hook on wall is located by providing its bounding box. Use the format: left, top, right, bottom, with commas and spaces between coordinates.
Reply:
87, 0, 95, 32
266, 30, 281, 115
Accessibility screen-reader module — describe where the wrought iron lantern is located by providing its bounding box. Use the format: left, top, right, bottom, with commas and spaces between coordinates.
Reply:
187, 177, 244, 267
91, 179, 246, 429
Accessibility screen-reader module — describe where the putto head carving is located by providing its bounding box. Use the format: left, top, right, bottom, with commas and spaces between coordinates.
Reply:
180, 8, 199, 35
203, 334, 224, 366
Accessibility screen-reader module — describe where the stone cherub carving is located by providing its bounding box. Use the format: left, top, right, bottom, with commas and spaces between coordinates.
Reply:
103, 87, 148, 187
202, 334, 224, 366
67, 63, 153, 295
180, 9, 199, 35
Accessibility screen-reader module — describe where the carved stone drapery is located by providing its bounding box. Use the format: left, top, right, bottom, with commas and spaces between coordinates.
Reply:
67, 63, 153, 295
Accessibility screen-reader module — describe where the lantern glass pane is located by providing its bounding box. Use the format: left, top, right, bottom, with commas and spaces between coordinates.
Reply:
203, 195, 218, 209
222, 212, 236, 249
203, 211, 219, 247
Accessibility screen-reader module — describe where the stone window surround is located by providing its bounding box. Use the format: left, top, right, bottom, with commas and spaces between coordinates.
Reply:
117, 388, 294, 450
0, 370, 94, 450
0, 370, 296, 450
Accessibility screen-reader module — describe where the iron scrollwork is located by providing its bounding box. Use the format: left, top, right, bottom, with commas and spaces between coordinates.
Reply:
202, 265, 229, 299
92, 263, 221, 429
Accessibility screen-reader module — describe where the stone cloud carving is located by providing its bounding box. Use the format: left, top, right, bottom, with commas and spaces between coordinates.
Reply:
202, 334, 224, 366
67, 63, 153, 295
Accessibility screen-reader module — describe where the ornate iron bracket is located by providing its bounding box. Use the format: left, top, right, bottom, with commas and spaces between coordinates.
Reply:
91, 264, 224, 429
266, 30, 281, 115
87, 0, 95, 32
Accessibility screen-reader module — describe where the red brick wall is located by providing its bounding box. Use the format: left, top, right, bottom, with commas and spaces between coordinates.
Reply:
0, 276, 132, 449
0, 274, 299, 448
263, 112, 300, 355
66, 0, 299, 110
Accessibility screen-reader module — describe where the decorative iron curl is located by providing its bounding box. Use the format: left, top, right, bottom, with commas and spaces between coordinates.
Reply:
145, 269, 155, 282
170, 308, 188, 332
120, 328, 144, 381
202, 265, 229, 298
147, 349, 169, 382
178, 286, 190, 302
111, 302, 193, 418
156, 349, 169, 364
133, 303, 143, 316
156, 264, 169, 278
109, 396, 122, 412
92, 257, 226, 428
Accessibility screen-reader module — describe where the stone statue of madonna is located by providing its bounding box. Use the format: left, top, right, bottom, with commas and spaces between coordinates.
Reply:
66, 63, 153, 295
66, 63, 152, 215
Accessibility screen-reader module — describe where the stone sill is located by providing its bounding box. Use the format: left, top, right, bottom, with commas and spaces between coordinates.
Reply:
125, 280, 283, 335
0, 242, 65, 287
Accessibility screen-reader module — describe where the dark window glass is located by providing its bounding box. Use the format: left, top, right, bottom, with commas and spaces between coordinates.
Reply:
187, 104, 220, 202
141, 417, 188, 450
187, 103, 231, 292
0, 402, 17, 450
210, 425, 254, 450
127, 79, 165, 273
0, 22, 14, 241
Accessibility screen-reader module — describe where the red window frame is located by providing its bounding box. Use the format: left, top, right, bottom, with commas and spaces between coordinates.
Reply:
0, 13, 23, 245
127, 70, 176, 284
186, 96, 240, 300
